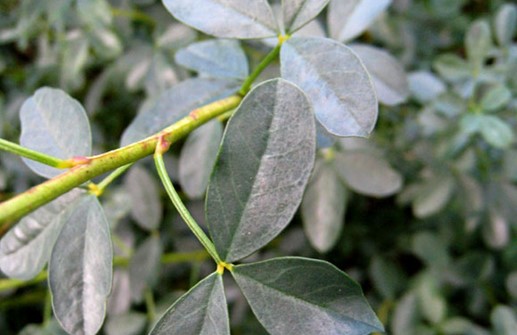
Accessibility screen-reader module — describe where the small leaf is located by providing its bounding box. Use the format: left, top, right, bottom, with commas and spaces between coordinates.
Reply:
479, 115, 514, 149
105, 312, 147, 335
232, 257, 384, 335
129, 235, 163, 303
87, 27, 123, 60
125, 165, 163, 231
350, 44, 409, 106
495, 4, 517, 46
482, 210, 510, 250
161, 0, 278, 39
369, 256, 406, 300
412, 176, 454, 219
77, 0, 112, 27
179, 120, 223, 199
408, 71, 446, 103
206, 79, 315, 262
416, 274, 446, 325
121, 78, 239, 146
20, 87, 92, 178
281, 37, 377, 137
480, 85, 512, 112
282, 0, 330, 34
149, 273, 229, 335
175, 39, 249, 79
301, 158, 347, 253
328, 0, 391, 42
411, 232, 450, 269
49, 196, 112, 335
433, 54, 471, 82
465, 20, 492, 69
491, 305, 517, 335
0, 189, 84, 280
391, 292, 421, 335
334, 151, 402, 197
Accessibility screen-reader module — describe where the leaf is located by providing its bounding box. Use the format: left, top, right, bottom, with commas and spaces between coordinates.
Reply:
282, 0, 330, 34
408, 71, 446, 103
179, 120, 223, 199
77, 0, 112, 27
301, 158, 347, 253
0, 189, 84, 280
149, 273, 229, 335
479, 115, 514, 149
416, 274, 446, 325
327, 0, 391, 42
49, 195, 113, 335
350, 44, 409, 106
495, 4, 517, 46
206, 79, 316, 262
465, 20, 492, 69
232, 257, 384, 335
19, 87, 92, 178
105, 312, 147, 335
491, 305, 517, 335
411, 232, 450, 269
480, 85, 512, 112
175, 39, 249, 80
334, 151, 402, 197
125, 165, 163, 231
391, 292, 421, 335
87, 27, 123, 60
369, 256, 406, 300
281, 37, 377, 137
129, 235, 163, 303
482, 210, 510, 250
433, 54, 471, 82
412, 176, 454, 219
161, 0, 278, 39
121, 78, 239, 146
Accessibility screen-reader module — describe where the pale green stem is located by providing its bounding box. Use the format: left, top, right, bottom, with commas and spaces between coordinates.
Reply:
154, 146, 222, 264
0, 138, 72, 169
89, 164, 133, 196
144, 289, 157, 323
239, 42, 283, 96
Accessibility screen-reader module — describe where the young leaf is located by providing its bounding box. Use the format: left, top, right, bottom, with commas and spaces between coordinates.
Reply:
433, 54, 471, 82
161, 0, 278, 39
480, 85, 512, 112
0, 189, 84, 280
281, 37, 377, 137
334, 151, 402, 197
206, 79, 316, 262
175, 39, 249, 80
232, 257, 384, 335
350, 44, 409, 106
121, 78, 239, 145
479, 115, 514, 149
125, 165, 163, 231
328, 0, 391, 42
301, 158, 347, 253
465, 20, 492, 70
179, 120, 223, 199
282, 0, 330, 34
129, 234, 163, 303
49, 195, 113, 335
149, 273, 229, 335
19, 87, 92, 178
495, 4, 517, 47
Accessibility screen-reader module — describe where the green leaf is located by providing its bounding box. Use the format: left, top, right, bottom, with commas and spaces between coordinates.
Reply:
124, 165, 163, 231
179, 120, 223, 199
49, 196, 112, 335
408, 71, 446, 103
206, 79, 315, 262
121, 78, 239, 146
149, 273, 229, 335
282, 0, 330, 34
391, 292, 421, 335
350, 44, 409, 106
327, 0, 391, 42
369, 256, 406, 300
433, 54, 471, 82
301, 158, 347, 253
412, 176, 454, 219
87, 27, 122, 60
482, 210, 510, 250
161, 0, 278, 39
411, 232, 450, 269
495, 4, 517, 46
19, 87, 92, 178
281, 37, 377, 137
0, 189, 84, 280
129, 235, 163, 303
232, 257, 384, 335
77, 0, 112, 28
175, 39, 249, 80
105, 312, 147, 335
416, 274, 446, 325
479, 115, 514, 149
480, 85, 512, 112
334, 151, 402, 197
465, 20, 492, 69
491, 305, 517, 335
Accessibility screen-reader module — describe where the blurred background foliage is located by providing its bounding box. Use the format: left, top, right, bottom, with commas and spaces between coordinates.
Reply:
0, 0, 516, 334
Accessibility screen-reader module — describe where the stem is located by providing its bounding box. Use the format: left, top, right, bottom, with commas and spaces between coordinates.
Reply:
144, 289, 157, 323
239, 42, 283, 96
0, 95, 242, 227
89, 164, 133, 196
111, 7, 156, 27
0, 138, 73, 169
43, 289, 52, 326
154, 145, 222, 264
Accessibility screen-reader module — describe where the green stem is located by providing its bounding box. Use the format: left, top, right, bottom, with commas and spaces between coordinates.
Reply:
144, 289, 157, 323
0, 138, 72, 169
111, 7, 156, 27
91, 164, 133, 196
239, 42, 283, 96
0, 95, 242, 227
43, 289, 52, 326
154, 146, 222, 264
